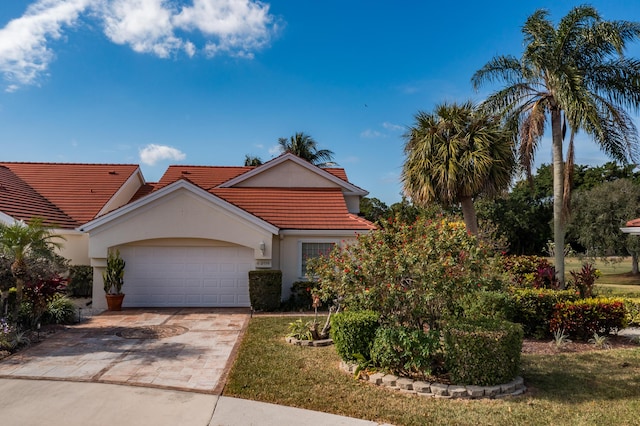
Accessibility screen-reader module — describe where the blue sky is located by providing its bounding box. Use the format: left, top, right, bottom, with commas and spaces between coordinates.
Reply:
2, 1, 640, 205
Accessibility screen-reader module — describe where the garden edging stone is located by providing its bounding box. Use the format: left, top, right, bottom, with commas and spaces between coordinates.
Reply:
340, 361, 527, 400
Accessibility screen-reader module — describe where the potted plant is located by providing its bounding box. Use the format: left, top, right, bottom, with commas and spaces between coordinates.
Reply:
103, 249, 125, 311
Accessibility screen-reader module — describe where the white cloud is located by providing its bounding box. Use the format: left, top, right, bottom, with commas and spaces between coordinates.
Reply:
382, 121, 403, 132
0, 0, 278, 90
139, 143, 186, 165
268, 144, 280, 156
360, 129, 384, 139
0, 0, 91, 90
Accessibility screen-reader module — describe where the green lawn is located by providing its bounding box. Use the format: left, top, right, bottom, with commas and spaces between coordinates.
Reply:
224, 316, 640, 426
562, 257, 640, 298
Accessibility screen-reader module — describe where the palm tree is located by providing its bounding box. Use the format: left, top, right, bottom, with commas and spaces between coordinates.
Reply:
472, 6, 640, 286
401, 101, 515, 235
244, 155, 263, 166
0, 218, 64, 317
278, 132, 336, 167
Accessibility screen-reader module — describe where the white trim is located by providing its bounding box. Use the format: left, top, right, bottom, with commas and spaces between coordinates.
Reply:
621, 227, 640, 235
219, 153, 368, 196
79, 179, 279, 235
97, 167, 146, 217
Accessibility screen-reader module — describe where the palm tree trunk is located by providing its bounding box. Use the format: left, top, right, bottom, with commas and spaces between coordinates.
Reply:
551, 108, 566, 288
459, 196, 478, 236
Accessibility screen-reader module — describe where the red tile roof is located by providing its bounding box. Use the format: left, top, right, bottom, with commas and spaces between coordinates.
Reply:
157, 165, 252, 189
626, 218, 640, 227
1, 162, 139, 227
0, 166, 79, 228
211, 187, 376, 230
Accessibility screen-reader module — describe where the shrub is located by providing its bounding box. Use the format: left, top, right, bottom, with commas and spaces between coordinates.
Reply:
67, 265, 93, 298
370, 325, 440, 377
625, 299, 640, 326
461, 290, 515, 321
287, 281, 317, 310
550, 298, 627, 340
330, 310, 380, 362
248, 270, 282, 311
311, 217, 502, 330
510, 288, 578, 338
567, 263, 600, 299
22, 275, 68, 327
501, 255, 554, 288
43, 294, 77, 325
443, 319, 523, 386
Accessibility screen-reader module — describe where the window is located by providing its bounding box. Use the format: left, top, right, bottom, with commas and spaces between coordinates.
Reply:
301, 242, 335, 277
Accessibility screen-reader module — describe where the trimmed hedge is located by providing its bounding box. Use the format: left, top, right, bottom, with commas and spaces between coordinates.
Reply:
370, 325, 440, 377
444, 319, 523, 386
461, 290, 515, 321
550, 298, 627, 340
248, 270, 282, 311
510, 288, 578, 338
330, 310, 380, 362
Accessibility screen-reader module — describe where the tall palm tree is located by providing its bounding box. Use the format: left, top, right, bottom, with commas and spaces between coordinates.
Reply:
278, 132, 336, 167
472, 6, 640, 286
0, 218, 64, 317
244, 155, 263, 166
402, 101, 515, 235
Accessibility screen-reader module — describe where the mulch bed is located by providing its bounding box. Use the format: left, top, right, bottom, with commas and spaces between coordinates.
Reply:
522, 334, 638, 355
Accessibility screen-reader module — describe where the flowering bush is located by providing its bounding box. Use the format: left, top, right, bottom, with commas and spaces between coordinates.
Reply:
550, 298, 627, 340
501, 255, 559, 289
309, 217, 502, 330
21, 275, 68, 327
510, 288, 578, 338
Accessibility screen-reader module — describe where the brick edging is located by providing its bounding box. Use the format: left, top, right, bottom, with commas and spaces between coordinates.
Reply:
340, 362, 527, 399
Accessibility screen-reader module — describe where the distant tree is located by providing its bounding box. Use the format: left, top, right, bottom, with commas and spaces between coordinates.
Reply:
473, 6, 640, 286
244, 155, 263, 166
278, 132, 336, 167
402, 101, 515, 235
359, 197, 390, 223
568, 179, 640, 274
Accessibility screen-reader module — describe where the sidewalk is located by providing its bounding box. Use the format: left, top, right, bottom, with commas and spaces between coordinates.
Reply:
0, 378, 389, 426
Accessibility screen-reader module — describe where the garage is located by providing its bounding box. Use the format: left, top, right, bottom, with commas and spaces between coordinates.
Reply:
119, 245, 254, 307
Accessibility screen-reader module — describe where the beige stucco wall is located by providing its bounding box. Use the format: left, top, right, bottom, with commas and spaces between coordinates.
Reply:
99, 170, 144, 216
235, 161, 341, 188
53, 231, 89, 265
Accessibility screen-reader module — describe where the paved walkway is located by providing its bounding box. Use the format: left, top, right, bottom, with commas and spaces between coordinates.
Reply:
0, 308, 249, 394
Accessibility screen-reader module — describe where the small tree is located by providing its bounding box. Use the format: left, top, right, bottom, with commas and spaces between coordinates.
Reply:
309, 217, 502, 330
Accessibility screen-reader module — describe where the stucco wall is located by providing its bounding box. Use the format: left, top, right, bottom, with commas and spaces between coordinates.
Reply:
235, 161, 341, 188
53, 231, 89, 265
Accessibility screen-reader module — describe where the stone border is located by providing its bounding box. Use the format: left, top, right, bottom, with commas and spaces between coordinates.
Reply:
340, 362, 526, 399
285, 337, 334, 347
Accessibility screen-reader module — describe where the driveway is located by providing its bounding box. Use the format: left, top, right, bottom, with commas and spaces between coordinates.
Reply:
0, 308, 249, 394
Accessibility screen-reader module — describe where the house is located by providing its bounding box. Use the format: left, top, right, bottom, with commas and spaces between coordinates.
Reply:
0, 154, 375, 310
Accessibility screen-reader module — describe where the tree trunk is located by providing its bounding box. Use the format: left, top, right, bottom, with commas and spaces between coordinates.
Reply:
551, 108, 566, 288
632, 252, 639, 275
459, 196, 478, 236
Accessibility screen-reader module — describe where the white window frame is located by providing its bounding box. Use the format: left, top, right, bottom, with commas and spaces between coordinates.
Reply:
298, 239, 339, 279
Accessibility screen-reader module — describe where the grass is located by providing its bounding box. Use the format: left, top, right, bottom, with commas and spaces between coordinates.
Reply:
562, 257, 640, 298
224, 316, 640, 426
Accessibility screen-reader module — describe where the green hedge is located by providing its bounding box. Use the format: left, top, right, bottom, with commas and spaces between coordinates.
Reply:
510, 288, 578, 338
67, 265, 93, 298
330, 310, 380, 362
287, 281, 316, 310
550, 298, 627, 340
370, 325, 440, 377
248, 270, 282, 311
461, 290, 515, 321
444, 319, 523, 386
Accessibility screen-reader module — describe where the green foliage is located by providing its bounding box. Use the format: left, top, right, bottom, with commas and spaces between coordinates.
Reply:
287, 281, 317, 310
330, 310, 379, 362
277, 132, 335, 167
359, 197, 390, 223
310, 217, 502, 330
443, 319, 523, 386
510, 288, 579, 338
553, 328, 572, 349
588, 333, 610, 349
501, 255, 559, 289
248, 270, 282, 311
370, 325, 440, 378
103, 249, 125, 295
550, 298, 627, 340
624, 299, 640, 326
460, 290, 515, 321
67, 265, 93, 298
43, 294, 76, 325
286, 319, 312, 340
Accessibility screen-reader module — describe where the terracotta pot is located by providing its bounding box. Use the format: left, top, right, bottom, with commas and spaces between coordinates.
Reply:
105, 293, 125, 311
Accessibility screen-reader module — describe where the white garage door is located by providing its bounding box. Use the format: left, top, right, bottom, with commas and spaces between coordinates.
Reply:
119, 245, 253, 307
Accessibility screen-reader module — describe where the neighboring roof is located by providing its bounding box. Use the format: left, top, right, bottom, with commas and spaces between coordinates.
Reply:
212, 187, 376, 230
627, 218, 640, 227
0, 162, 140, 227
0, 166, 78, 228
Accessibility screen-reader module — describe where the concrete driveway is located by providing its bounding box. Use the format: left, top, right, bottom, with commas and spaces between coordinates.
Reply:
0, 308, 249, 394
